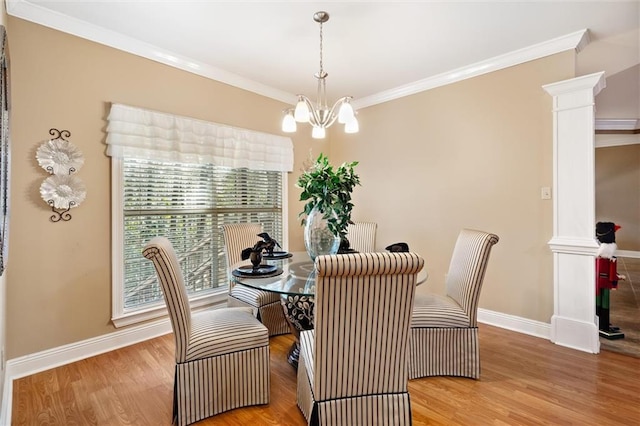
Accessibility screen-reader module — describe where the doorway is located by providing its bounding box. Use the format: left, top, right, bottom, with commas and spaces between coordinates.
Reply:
595, 141, 640, 357
598, 256, 640, 357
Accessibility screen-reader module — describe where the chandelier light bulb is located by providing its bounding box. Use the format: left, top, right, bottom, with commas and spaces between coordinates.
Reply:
282, 11, 359, 137
344, 117, 359, 134
312, 126, 326, 139
282, 111, 297, 133
338, 100, 355, 124
294, 97, 310, 122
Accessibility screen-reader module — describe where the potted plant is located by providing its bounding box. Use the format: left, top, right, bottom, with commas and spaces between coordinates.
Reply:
296, 153, 360, 258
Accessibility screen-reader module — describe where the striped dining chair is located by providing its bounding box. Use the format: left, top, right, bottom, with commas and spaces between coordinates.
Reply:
222, 223, 290, 336
297, 251, 425, 426
409, 228, 499, 380
143, 236, 270, 426
346, 221, 377, 252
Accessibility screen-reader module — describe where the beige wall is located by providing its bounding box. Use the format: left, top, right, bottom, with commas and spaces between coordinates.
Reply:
331, 51, 575, 322
577, 20, 640, 120
7, 15, 576, 359
596, 144, 640, 250
5, 17, 325, 359
595, 64, 640, 119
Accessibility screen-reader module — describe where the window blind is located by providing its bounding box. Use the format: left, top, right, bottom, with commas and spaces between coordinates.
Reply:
122, 158, 283, 309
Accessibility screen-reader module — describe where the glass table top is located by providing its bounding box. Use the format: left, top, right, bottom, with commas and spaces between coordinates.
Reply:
230, 251, 428, 297
230, 251, 317, 296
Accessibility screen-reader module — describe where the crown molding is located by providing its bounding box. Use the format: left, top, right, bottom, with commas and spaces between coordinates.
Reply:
5, 0, 296, 105
595, 119, 640, 131
354, 29, 590, 109
7, 0, 589, 109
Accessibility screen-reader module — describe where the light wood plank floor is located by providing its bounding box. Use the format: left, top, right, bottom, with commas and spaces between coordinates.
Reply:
12, 324, 640, 425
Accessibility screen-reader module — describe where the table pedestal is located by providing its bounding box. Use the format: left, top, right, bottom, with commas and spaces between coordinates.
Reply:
280, 294, 314, 370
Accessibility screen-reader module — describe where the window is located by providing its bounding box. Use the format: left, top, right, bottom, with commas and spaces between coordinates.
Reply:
112, 158, 286, 326
107, 104, 293, 327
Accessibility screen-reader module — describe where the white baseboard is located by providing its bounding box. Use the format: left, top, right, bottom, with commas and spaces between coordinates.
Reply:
550, 314, 600, 353
0, 308, 552, 424
6, 319, 173, 381
478, 308, 551, 339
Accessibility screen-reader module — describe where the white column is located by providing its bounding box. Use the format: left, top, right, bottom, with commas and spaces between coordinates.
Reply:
542, 72, 605, 353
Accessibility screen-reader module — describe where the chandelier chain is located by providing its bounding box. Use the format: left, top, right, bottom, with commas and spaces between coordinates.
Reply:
319, 21, 324, 75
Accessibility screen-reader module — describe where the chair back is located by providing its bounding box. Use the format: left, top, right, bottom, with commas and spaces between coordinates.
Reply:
221, 223, 263, 270
346, 221, 377, 252
445, 229, 499, 326
313, 252, 424, 400
143, 236, 192, 363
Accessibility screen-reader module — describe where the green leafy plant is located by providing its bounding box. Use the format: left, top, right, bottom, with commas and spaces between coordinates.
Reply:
296, 153, 360, 240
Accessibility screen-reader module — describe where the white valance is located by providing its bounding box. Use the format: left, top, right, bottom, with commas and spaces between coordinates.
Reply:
106, 103, 293, 172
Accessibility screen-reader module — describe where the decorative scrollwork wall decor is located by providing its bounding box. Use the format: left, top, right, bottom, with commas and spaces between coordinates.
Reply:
36, 128, 86, 222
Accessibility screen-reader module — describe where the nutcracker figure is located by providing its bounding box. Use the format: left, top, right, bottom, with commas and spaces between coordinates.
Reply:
595, 222, 626, 339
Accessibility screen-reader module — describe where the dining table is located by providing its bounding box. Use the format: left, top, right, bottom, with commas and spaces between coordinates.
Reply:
230, 250, 428, 369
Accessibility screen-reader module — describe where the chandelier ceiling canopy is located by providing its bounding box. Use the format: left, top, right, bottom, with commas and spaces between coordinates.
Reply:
281, 11, 358, 139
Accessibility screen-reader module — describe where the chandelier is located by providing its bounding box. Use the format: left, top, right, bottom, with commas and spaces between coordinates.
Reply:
281, 11, 359, 139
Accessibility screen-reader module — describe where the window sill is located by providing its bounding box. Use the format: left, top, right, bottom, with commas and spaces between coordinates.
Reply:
112, 291, 228, 328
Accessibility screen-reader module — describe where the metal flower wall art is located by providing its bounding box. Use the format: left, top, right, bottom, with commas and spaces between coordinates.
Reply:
36, 137, 84, 175
36, 128, 86, 222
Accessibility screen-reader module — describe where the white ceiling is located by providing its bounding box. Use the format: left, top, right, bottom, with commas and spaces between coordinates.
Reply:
6, 1, 640, 108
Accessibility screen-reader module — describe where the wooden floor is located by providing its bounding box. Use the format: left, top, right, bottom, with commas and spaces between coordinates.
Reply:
12, 324, 640, 425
